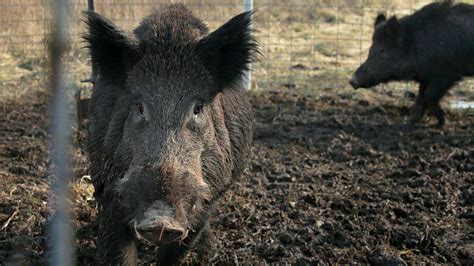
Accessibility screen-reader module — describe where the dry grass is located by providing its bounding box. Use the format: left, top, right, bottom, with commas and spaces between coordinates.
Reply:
1, 0, 474, 102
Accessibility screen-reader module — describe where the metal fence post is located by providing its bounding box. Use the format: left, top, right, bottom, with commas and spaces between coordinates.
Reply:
88, 0, 95, 83
81, 0, 96, 84
88, 0, 95, 11
50, 0, 74, 265
243, 0, 253, 91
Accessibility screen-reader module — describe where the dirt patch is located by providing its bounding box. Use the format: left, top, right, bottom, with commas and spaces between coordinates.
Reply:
0, 88, 473, 264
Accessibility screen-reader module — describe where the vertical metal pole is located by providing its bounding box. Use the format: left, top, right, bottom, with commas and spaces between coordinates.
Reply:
335, 0, 340, 84
50, 0, 74, 265
243, 0, 253, 91
88, 0, 96, 83
88, 0, 95, 11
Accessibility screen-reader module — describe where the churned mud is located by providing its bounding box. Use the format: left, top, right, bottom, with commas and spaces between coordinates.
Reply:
1, 88, 473, 264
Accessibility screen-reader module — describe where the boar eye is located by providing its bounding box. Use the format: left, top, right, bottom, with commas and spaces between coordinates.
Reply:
193, 104, 204, 116
136, 103, 145, 116
379, 48, 385, 54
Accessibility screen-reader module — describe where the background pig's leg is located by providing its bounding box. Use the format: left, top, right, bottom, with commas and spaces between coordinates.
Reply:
96, 210, 138, 265
410, 81, 428, 124
425, 77, 458, 127
428, 103, 446, 128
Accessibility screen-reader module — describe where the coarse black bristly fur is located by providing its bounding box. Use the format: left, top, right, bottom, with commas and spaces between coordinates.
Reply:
84, 3, 258, 265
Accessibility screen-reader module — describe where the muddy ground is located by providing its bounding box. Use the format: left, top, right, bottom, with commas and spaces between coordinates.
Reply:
0, 87, 473, 264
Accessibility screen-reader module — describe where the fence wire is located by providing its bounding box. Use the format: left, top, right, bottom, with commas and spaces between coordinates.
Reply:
1, 0, 474, 109
1, 0, 474, 264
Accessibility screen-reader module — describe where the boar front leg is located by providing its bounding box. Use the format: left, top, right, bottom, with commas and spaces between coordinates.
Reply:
155, 241, 188, 265
195, 222, 217, 263
96, 208, 138, 265
155, 221, 216, 265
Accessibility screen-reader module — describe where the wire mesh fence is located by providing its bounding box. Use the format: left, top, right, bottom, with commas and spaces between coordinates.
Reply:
2, 0, 474, 111
2, 0, 474, 264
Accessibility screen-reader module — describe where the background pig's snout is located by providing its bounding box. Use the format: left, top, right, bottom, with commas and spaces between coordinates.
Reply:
349, 75, 360, 89
133, 201, 188, 245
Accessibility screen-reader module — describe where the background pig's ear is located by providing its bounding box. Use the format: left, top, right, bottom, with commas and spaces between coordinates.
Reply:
374, 14, 387, 28
385, 16, 403, 41
198, 11, 259, 91
84, 11, 139, 82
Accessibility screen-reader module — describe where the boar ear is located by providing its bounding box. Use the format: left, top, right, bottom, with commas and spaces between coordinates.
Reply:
374, 14, 387, 28
385, 16, 403, 41
198, 11, 259, 91
84, 11, 139, 82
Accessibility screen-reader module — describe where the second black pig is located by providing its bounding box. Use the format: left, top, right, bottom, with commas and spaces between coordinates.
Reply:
350, 0, 474, 127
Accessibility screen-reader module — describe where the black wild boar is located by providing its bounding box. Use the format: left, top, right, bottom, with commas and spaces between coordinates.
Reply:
85, 4, 257, 264
350, 0, 474, 127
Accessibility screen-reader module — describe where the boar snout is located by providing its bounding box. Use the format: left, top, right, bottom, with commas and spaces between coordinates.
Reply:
134, 201, 188, 245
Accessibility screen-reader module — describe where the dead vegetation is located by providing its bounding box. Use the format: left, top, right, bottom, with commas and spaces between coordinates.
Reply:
2, 0, 467, 99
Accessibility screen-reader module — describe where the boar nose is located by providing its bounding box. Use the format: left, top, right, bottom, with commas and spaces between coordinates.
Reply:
134, 200, 188, 244
349, 75, 359, 89
135, 223, 187, 245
